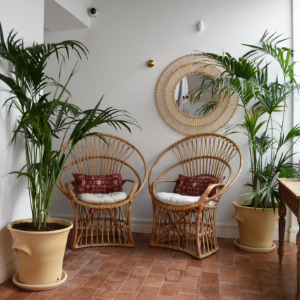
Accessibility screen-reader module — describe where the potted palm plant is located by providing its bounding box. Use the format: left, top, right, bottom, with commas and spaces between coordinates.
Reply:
0, 23, 137, 290
191, 31, 300, 252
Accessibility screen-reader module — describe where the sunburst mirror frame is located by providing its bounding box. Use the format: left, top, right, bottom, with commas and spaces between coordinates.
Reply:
155, 53, 239, 135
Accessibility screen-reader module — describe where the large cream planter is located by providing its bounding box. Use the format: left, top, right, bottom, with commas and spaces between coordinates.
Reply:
232, 200, 279, 252
7, 218, 73, 291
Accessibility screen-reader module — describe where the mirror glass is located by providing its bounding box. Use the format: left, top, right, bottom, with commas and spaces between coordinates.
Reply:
155, 54, 239, 135
175, 74, 216, 116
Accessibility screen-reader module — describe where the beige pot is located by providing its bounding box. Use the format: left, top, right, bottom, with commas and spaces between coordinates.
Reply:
7, 218, 73, 290
232, 200, 279, 252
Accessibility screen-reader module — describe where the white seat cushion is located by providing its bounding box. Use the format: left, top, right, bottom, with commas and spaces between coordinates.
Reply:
76, 192, 127, 204
155, 192, 215, 206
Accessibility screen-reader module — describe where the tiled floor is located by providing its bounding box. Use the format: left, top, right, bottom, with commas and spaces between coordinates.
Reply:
0, 233, 298, 300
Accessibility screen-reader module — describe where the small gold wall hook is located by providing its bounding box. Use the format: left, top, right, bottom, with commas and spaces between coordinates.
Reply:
146, 60, 155, 67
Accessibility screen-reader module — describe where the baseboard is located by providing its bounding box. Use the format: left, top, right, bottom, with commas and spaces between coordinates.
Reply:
288, 227, 298, 243
52, 214, 292, 242
216, 224, 239, 239
0, 254, 17, 284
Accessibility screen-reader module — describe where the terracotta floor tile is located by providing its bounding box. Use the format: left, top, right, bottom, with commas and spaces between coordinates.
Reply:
107, 253, 126, 264
108, 269, 129, 282
184, 265, 202, 277
120, 276, 144, 292
219, 258, 235, 268
76, 266, 97, 279
165, 270, 183, 282
48, 291, 73, 300
0, 234, 298, 300
255, 269, 277, 285
220, 281, 239, 296
130, 266, 150, 278
252, 261, 271, 271
219, 267, 237, 282
220, 295, 240, 300
0, 283, 17, 297
143, 273, 164, 287
276, 277, 297, 294
280, 291, 298, 300
201, 271, 219, 286
150, 261, 169, 274
117, 258, 137, 271
94, 281, 122, 298
236, 261, 255, 276
234, 253, 251, 263
136, 257, 155, 268
25, 288, 56, 299
168, 259, 187, 271
156, 296, 177, 300
83, 273, 107, 288
98, 262, 119, 275
135, 286, 159, 300
177, 291, 198, 300
180, 276, 200, 292
259, 285, 282, 300
2, 289, 31, 300
159, 281, 180, 297
202, 260, 219, 273
237, 275, 257, 290
59, 278, 86, 293
68, 287, 97, 300
113, 291, 136, 300
199, 285, 219, 299
239, 289, 260, 300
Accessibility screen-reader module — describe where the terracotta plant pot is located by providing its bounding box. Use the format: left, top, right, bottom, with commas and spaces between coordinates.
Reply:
232, 200, 279, 252
7, 218, 73, 291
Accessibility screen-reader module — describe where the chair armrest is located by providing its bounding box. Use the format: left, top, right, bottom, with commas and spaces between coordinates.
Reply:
122, 179, 138, 198
65, 180, 77, 200
151, 179, 177, 196
199, 183, 225, 205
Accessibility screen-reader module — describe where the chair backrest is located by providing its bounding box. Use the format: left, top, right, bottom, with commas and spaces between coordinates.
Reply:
58, 133, 147, 197
148, 133, 243, 194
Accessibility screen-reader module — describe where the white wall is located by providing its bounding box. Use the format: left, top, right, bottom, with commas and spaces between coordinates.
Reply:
0, 0, 44, 284
45, 0, 293, 238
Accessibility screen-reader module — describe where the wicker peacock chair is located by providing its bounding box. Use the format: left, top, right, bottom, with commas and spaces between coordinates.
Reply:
148, 133, 242, 259
57, 133, 147, 249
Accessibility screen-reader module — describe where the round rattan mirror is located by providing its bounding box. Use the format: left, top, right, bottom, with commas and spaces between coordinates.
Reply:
155, 53, 239, 135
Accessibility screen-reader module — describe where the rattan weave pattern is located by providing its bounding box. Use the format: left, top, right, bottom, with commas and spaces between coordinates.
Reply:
57, 134, 147, 249
148, 133, 242, 259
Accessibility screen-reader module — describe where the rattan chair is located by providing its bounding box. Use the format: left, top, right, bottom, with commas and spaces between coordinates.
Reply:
57, 133, 147, 249
148, 133, 243, 259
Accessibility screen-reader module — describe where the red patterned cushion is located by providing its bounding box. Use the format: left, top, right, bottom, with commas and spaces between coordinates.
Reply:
173, 174, 224, 197
74, 173, 123, 194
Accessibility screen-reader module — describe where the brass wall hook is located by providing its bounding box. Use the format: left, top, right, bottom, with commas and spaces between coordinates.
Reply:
146, 60, 155, 67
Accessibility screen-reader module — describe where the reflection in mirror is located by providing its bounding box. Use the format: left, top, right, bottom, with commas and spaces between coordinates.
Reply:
175, 74, 217, 116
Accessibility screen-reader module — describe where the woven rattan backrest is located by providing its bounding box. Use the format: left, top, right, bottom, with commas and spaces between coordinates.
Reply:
58, 133, 147, 196
148, 133, 242, 193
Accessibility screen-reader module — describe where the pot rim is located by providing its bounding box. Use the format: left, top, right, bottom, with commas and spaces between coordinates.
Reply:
7, 218, 73, 234
232, 199, 279, 210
